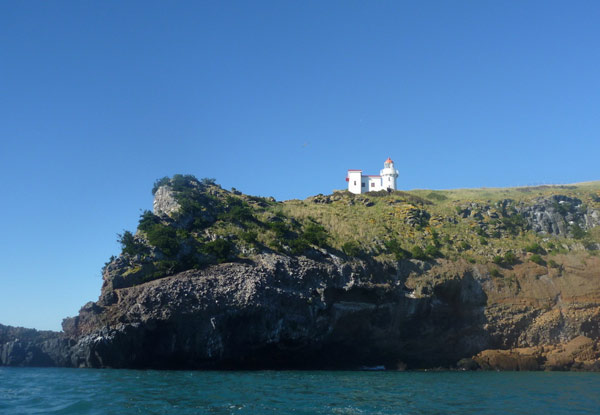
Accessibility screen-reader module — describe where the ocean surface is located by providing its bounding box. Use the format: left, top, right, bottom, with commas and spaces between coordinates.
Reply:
1, 368, 599, 415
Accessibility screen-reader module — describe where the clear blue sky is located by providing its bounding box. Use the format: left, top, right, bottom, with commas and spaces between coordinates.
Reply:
1, 1, 599, 331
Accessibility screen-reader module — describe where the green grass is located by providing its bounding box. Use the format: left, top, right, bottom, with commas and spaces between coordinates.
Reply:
113, 177, 600, 284
280, 181, 600, 263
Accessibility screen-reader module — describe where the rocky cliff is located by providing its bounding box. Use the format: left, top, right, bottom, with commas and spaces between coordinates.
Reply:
0, 324, 71, 367
2, 176, 600, 370
62, 254, 491, 369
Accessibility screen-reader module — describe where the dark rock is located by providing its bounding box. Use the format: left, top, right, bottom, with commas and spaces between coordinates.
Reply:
0, 324, 72, 367
474, 349, 542, 371
456, 357, 479, 370
517, 195, 600, 236
49, 253, 493, 369
4, 252, 600, 370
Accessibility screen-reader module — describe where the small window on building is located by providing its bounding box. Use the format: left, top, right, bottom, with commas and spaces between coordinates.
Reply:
354, 181, 357, 185
361, 182, 365, 187
371, 182, 375, 188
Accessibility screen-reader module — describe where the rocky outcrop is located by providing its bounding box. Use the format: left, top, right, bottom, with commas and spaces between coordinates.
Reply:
517, 195, 600, 236
3, 250, 600, 370
153, 186, 180, 218
456, 195, 600, 238
471, 336, 600, 371
60, 253, 489, 369
0, 324, 71, 367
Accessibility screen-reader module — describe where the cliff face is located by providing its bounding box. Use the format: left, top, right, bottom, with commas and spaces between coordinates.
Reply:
6, 252, 600, 370
61, 253, 488, 369
2, 177, 600, 370
0, 324, 72, 367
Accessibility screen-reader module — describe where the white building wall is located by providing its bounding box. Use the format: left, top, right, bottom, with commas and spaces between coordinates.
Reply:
382, 173, 395, 190
367, 177, 382, 191
347, 170, 363, 194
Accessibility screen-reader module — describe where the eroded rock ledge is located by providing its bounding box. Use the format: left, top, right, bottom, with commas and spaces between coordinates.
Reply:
461, 335, 600, 371
3, 251, 600, 370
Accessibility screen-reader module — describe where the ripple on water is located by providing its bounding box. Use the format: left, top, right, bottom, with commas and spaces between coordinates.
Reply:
1, 368, 600, 415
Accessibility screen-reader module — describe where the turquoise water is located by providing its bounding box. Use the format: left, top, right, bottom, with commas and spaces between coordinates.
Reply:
1, 368, 599, 415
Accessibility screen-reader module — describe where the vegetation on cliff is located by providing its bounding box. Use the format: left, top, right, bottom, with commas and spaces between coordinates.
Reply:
109, 175, 333, 285
108, 174, 600, 289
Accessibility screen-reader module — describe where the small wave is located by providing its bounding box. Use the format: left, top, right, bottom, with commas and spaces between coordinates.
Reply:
2, 368, 600, 415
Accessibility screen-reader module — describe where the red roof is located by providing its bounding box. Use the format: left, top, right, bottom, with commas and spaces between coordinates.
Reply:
385, 157, 393, 164
347, 169, 362, 172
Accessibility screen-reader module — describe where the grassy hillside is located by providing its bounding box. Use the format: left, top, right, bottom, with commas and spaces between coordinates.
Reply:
107, 175, 600, 286
284, 183, 600, 262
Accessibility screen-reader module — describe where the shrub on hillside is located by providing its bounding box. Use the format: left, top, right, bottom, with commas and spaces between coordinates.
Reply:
525, 243, 545, 255
177, 194, 220, 230
424, 244, 441, 258
530, 254, 545, 265
218, 197, 254, 224
503, 251, 518, 265
571, 224, 587, 239
240, 230, 258, 244
492, 251, 519, 267
138, 210, 161, 232
431, 230, 442, 248
384, 239, 411, 261
118, 231, 147, 257
268, 221, 290, 239
411, 246, 428, 261
136, 210, 181, 257
302, 222, 328, 247
553, 201, 572, 216
154, 173, 206, 196
152, 176, 171, 195
201, 177, 216, 186
342, 241, 362, 257
500, 214, 527, 235
458, 241, 471, 251
170, 174, 201, 192
144, 223, 180, 257
148, 260, 178, 280
288, 237, 310, 255
202, 239, 233, 263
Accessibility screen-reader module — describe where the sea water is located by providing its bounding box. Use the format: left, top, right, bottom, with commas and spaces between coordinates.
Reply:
1, 368, 599, 415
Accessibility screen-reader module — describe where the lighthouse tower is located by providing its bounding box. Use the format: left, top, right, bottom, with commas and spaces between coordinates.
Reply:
380, 157, 399, 191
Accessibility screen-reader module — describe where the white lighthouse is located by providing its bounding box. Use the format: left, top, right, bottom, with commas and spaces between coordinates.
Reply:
346, 157, 399, 194
380, 157, 399, 191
